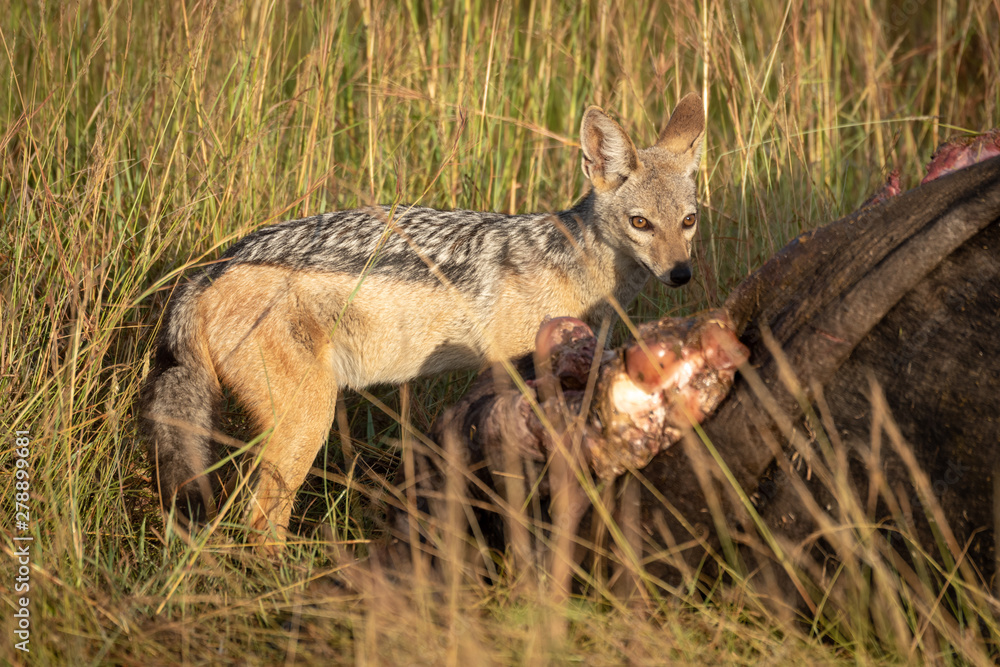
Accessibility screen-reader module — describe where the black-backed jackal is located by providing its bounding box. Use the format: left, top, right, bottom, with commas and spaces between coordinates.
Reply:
139, 94, 706, 548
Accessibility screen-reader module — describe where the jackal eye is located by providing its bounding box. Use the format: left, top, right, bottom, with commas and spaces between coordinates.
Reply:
630, 216, 650, 230
682, 213, 698, 228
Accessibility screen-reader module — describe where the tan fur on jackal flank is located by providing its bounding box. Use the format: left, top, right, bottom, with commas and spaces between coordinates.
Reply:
139, 93, 706, 548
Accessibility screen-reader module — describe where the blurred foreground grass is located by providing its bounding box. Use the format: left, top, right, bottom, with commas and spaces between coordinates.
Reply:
2, 0, 999, 663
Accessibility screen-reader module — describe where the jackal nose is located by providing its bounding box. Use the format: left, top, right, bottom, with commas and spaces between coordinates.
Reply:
667, 264, 691, 287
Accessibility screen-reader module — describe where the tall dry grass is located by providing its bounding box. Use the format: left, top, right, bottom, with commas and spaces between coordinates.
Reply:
2, 0, 999, 663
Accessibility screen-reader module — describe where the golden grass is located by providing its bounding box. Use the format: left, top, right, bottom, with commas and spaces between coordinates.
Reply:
2, 0, 999, 663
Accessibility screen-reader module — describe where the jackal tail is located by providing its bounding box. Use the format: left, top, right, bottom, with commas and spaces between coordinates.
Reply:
139, 278, 221, 523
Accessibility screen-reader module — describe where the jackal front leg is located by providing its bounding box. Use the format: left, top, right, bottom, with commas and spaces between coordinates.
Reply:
220, 316, 337, 550
246, 368, 337, 550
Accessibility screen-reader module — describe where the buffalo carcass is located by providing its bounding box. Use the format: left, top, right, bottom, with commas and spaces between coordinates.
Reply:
383, 147, 1000, 612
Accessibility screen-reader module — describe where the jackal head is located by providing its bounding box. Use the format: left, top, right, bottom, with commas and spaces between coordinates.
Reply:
581, 93, 705, 288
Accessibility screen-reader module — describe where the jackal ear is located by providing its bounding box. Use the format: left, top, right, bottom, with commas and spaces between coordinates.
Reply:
580, 107, 639, 193
657, 93, 705, 174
